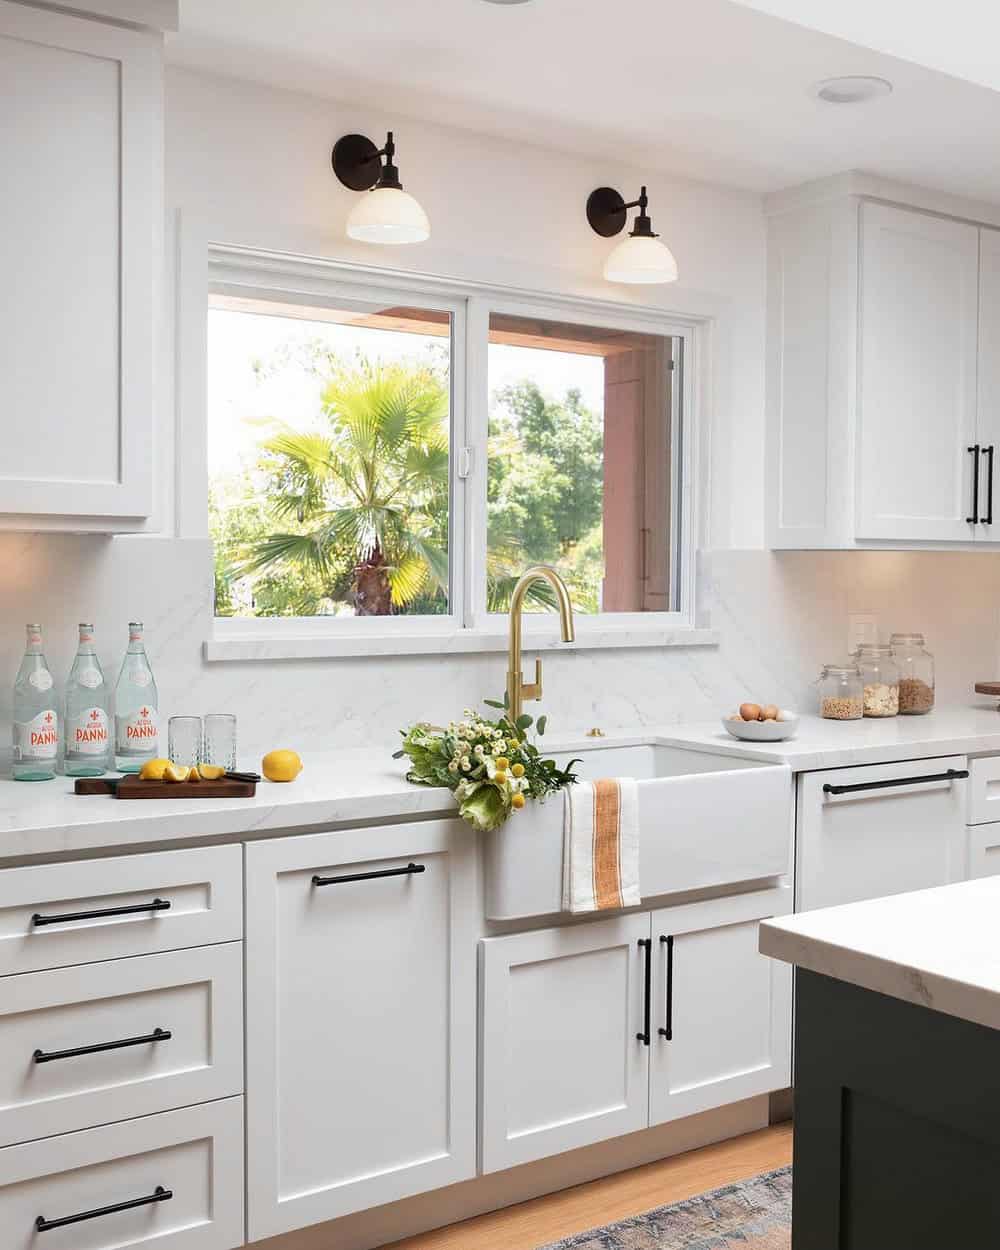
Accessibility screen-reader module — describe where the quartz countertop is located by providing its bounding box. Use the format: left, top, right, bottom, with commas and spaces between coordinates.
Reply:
760, 877, 1000, 1032
4, 704, 1000, 862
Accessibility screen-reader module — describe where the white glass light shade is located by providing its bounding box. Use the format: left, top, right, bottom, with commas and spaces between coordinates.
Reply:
346, 186, 430, 244
603, 233, 678, 284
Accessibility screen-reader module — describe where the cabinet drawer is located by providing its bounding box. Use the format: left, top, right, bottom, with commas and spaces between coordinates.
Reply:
0, 1097, 243, 1250
967, 755, 1000, 825
0, 944, 242, 1147
0, 845, 242, 976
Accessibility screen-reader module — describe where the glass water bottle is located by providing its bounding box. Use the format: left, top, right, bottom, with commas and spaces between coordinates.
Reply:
114, 622, 159, 773
12, 625, 59, 781
64, 624, 111, 776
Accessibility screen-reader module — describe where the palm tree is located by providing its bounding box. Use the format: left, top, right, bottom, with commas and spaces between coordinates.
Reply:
243, 359, 450, 616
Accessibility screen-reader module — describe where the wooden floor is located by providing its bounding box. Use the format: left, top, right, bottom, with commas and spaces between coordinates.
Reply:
384, 1123, 793, 1250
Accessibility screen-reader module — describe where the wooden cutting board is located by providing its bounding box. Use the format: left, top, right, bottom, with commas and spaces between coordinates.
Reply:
75, 775, 256, 799
975, 682, 1000, 697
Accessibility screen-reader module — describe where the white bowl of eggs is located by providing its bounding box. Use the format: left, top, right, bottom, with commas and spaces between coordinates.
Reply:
722, 703, 799, 742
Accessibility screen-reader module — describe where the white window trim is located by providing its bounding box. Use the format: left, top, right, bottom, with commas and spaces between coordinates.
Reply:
200, 244, 716, 661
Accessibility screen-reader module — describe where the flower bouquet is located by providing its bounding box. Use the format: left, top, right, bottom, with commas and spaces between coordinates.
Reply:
394, 700, 579, 831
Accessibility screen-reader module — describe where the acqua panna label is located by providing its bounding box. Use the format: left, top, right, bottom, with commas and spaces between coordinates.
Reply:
13, 710, 59, 761
115, 705, 159, 756
67, 707, 110, 756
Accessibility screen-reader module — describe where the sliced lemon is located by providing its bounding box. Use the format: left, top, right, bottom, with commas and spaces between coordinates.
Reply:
187, 764, 202, 782
198, 763, 225, 780
138, 758, 172, 781
163, 763, 190, 783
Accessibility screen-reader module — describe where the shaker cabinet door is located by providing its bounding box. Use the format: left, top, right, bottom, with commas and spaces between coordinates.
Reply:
244, 821, 476, 1242
479, 913, 652, 1173
649, 889, 792, 1127
0, 1, 158, 521
856, 203, 980, 542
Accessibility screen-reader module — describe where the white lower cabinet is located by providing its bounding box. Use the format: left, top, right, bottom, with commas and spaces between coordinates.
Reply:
244, 820, 477, 1242
479, 914, 651, 1173
0, 1097, 244, 1250
649, 889, 792, 1125
0, 943, 243, 1147
480, 889, 792, 1173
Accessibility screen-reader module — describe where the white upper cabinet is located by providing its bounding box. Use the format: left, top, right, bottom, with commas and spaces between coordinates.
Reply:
856, 205, 980, 542
767, 176, 1000, 549
0, 1, 161, 525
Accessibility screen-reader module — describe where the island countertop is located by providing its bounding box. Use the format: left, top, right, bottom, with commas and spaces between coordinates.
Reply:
760, 877, 1000, 1033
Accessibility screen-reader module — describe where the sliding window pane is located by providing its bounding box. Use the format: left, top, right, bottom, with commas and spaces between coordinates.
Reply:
208, 296, 452, 618
487, 312, 676, 614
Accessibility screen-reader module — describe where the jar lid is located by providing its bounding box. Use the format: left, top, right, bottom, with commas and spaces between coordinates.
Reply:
889, 632, 926, 646
856, 643, 893, 657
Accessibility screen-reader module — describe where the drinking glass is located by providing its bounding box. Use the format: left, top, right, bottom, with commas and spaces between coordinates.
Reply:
168, 716, 202, 769
202, 714, 237, 772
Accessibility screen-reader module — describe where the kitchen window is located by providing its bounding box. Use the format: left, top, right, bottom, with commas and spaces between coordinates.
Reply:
205, 251, 706, 658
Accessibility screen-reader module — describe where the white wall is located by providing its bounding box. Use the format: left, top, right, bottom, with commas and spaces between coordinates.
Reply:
2, 66, 997, 758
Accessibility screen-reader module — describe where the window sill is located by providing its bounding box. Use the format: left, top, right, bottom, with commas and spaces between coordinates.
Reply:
203, 625, 720, 662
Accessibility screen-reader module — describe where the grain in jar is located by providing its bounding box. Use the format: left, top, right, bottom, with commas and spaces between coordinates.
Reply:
818, 664, 864, 720
890, 632, 935, 715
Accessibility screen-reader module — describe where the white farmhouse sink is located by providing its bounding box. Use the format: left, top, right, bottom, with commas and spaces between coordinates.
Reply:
483, 740, 792, 921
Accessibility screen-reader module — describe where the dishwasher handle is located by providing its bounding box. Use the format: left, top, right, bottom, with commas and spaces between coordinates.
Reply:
823, 768, 969, 797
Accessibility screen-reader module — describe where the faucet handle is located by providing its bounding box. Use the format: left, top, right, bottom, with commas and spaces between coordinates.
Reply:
521, 657, 543, 704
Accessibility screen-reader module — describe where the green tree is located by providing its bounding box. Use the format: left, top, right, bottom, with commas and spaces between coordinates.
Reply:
241, 359, 450, 616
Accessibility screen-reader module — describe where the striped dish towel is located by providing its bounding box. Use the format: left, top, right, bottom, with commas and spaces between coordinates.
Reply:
561, 779, 641, 913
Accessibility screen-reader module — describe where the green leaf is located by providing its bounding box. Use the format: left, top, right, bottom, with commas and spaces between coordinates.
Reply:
482, 698, 506, 710
536, 715, 547, 735
516, 713, 533, 730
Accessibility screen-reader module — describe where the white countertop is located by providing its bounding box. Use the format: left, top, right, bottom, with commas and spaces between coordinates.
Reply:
760, 877, 1000, 1032
3, 704, 1000, 862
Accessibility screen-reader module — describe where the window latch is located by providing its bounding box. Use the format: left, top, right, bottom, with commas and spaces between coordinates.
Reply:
457, 447, 474, 480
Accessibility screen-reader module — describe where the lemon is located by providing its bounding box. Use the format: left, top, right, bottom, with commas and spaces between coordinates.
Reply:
163, 763, 190, 783
262, 749, 303, 783
138, 758, 172, 781
198, 764, 225, 780
187, 764, 202, 783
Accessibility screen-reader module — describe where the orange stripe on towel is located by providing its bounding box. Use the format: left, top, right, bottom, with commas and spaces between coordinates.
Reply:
593, 778, 623, 909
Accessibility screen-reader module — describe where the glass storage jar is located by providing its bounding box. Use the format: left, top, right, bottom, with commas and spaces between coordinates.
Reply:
890, 632, 935, 715
818, 664, 864, 720
856, 644, 900, 717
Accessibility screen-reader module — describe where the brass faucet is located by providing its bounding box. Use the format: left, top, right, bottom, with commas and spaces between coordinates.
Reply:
506, 565, 576, 724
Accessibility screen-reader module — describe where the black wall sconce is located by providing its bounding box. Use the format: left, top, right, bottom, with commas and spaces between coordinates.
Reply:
332, 130, 430, 244
586, 185, 678, 284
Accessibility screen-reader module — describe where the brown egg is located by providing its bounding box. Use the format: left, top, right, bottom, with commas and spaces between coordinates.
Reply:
739, 702, 762, 722
762, 704, 779, 721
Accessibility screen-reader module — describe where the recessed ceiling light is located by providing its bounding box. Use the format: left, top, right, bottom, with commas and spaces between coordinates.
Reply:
813, 76, 893, 104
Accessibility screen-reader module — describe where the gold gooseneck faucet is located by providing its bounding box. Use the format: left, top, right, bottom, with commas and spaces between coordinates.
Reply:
506, 565, 576, 724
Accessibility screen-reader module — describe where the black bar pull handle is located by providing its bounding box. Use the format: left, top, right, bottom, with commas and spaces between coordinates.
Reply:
636, 938, 652, 1046
968, 444, 981, 524
34, 1027, 171, 1065
658, 934, 674, 1040
823, 768, 969, 797
312, 862, 425, 888
32, 898, 171, 927
985, 445, 995, 525
36, 1185, 172, 1233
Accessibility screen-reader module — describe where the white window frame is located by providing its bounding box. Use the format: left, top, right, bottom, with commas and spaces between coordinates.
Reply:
202, 245, 716, 660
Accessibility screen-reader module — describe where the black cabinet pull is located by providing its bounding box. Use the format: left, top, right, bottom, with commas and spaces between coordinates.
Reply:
985, 445, 995, 525
312, 862, 425, 888
32, 899, 171, 927
823, 768, 968, 797
36, 1185, 172, 1232
33, 1027, 171, 1065
968, 444, 981, 523
636, 938, 652, 1046
658, 935, 674, 1040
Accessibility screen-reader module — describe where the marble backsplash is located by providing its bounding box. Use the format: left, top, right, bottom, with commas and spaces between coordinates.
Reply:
1, 533, 998, 757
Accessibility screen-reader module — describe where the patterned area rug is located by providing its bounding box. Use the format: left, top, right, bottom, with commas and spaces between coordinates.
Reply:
539, 1166, 792, 1250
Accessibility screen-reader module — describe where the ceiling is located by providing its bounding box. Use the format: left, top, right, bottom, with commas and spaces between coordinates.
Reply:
168, 0, 1000, 201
